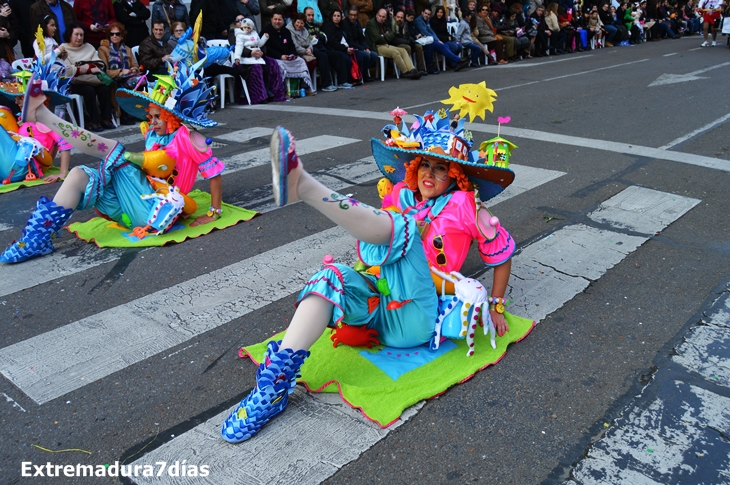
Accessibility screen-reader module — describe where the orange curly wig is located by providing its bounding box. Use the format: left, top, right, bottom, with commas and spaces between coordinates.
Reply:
146, 103, 181, 133
403, 156, 472, 193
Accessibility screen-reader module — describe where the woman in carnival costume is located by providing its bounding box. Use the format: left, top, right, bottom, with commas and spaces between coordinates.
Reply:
221, 82, 520, 443
0, 59, 225, 264
0, 53, 74, 185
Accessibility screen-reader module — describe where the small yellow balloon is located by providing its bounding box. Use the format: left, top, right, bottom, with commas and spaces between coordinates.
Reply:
440, 82, 497, 122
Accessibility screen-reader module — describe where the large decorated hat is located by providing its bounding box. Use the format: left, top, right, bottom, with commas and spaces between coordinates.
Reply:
0, 50, 72, 107
116, 58, 217, 128
371, 82, 517, 202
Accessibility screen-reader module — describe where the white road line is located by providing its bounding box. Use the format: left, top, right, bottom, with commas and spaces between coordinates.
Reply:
214, 127, 273, 142
689, 47, 702, 51
0, 165, 563, 405
126, 187, 699, 485
224, 135, 359, 174
0, 223, 12, 232
664, 52, 677, 56
240, 105, 730, 172
0, 135, 359, 299
659, 112, 730, 149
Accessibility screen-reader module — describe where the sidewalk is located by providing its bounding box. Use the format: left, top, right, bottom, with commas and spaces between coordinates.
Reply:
561, 278, 730, 484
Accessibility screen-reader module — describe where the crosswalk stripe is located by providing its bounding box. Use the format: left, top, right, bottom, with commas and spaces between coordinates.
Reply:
0, 135, 358, 299
214, 127, 273, 142
0, 223, 11, 232
125, 187, 699, 485
223, 135, 359, 175
0, 164, 564, 405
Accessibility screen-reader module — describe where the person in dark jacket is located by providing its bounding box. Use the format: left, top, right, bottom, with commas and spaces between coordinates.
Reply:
30, 0, 77, 45
344, 6, 379, 81
318, 0, 342, 22
261, 0, 291, 28
322, 9, 357, 87
261, 12, 314, 93
113, 0, 151, 47
0, 3, 18, 65
138, 21, 173, 74
151, 0, 190, 42
9, 0, 35, 58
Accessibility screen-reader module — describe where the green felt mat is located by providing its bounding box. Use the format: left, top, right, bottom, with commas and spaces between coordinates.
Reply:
0, 166, 60, 194
241, 311, 535, 427
67, 190, 257, 247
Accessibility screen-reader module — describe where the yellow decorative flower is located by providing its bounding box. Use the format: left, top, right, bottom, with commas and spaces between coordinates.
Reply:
383, 165, 396, 173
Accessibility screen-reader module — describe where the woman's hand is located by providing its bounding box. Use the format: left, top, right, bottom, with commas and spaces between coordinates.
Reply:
252, 49, 263, 58
347, 47, 354, 54
121, 68, 131, 76
490, 310, 510, 337
190, 214, 216, 227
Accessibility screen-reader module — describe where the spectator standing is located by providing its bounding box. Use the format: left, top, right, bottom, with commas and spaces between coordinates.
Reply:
0, 2, 18, 65
318, 0, 342, 22
262, 12, 315, 94
236, 0, 261, 26
151, 0, 190, 42
9, 0, 35, 58
113, 0, 150, 47
365, 8, 422, 78
344, 6, 379, 81
61, 23, 114, 131
138, 21, 173, 74
73, 0, 116, 48
261, 0, 292, 28
30, 0, 76, 46
698, 0, 724, 45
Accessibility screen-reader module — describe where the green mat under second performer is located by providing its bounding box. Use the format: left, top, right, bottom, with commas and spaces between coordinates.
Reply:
241, 311, 535, 427
67, 190, 258, 247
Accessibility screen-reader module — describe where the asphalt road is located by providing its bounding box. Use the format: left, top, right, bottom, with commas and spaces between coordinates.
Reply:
1, 36, 730, 484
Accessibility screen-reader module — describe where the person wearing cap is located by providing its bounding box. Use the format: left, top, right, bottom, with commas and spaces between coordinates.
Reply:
1, 62, 225, 264
221, 87, 518, 444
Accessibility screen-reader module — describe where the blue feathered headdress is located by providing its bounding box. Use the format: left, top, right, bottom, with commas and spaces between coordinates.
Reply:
0, 51, 72, 106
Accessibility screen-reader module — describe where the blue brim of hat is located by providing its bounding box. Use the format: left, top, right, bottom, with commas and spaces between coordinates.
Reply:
0, 88, 72, 108
116, 89, 218, 128
371, 138, 515, 202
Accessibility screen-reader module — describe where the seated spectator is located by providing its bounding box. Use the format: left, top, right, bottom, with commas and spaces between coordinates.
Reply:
287, 12, 338, 92
430, 5, 460, 54
617, 2, 640, 44
344, 6, 379, 82
496, 5, 531, 58
403, 9, 433, 73
303, 6, 323, 35
598, 1, 618, 45
413, 7, 469, 71
151, 0, 190, 42
348, 0, 373, 27
33, 15, 68, 63
113, 0, 150, 47
138, 21, 173, 75
544, 3, 566, 54
477, 3, 508, 63
365, 8, 422, 79
557, 5, 581, 51
98, 22, 140, 125
30, 0, 76, 47
456, 10, 487, 66
167, 21, 189, 50
262, 12, 314, 95
584, 6, 604, 47
73, 0, 116, 47
322, 10, 358, 88
683, 0, 701, 35
61, 23, 113, 131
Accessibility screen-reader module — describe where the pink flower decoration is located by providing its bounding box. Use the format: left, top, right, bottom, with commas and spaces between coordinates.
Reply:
97, 142, 108, 152
390, 107, 408, 117
497, 116, 511, 124
71, 129, 80, 138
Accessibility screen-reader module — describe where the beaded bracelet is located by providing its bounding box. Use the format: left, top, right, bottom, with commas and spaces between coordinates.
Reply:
488, 296, 509, 314
206, 206, 223, 218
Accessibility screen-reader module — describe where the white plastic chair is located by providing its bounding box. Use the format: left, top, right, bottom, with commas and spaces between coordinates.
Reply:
206, 39, 237, 108
131, 45, 140, 64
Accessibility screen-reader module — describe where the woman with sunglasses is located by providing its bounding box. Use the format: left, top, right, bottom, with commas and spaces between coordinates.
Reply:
222, 102, 517, 444
98, 22, 140, 125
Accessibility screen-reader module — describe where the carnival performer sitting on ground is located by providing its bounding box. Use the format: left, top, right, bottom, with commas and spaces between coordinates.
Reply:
0, 61, 225, 264
221, 82, 518, 444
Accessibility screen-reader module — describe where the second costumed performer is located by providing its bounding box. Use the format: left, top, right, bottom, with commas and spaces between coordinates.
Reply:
222, 82, 522, 443
1, 62, 225, 264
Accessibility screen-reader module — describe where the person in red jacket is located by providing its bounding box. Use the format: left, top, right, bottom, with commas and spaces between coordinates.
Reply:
73, 0, 117, 47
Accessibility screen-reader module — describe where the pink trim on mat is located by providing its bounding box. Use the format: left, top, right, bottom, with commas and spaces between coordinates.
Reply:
238, 319, 537, 429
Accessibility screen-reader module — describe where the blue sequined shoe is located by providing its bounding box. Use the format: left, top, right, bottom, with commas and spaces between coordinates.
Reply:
221, 341, 309, 443
270, 126, 302, 207
0, 197, 73, 263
